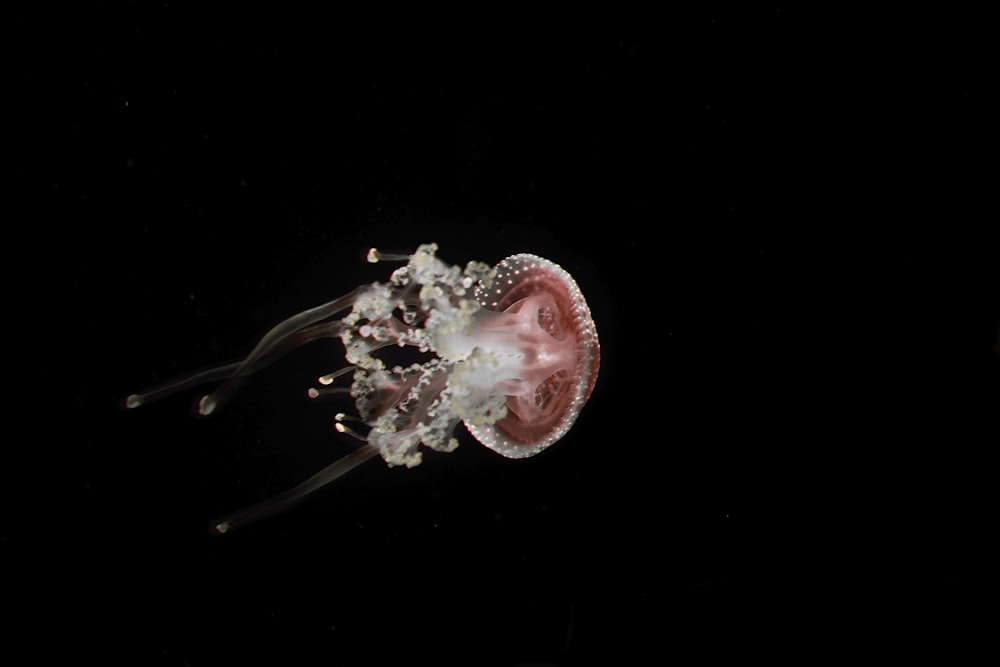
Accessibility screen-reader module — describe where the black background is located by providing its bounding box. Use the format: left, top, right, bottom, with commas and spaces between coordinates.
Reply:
11, 6, 995, 665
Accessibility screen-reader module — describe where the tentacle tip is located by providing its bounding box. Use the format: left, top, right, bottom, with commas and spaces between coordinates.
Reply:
307, 388, 320, 399
197, 395, 218, 416
213, 521, 230, 534
125, 394, 142, 409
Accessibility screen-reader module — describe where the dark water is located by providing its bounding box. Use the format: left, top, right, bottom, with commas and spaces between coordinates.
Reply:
12, 7, 993, 665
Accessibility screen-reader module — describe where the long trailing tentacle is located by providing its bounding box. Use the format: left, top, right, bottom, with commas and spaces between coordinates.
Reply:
197, 287, 365, 415
125, 287, 364, 412
211, 444, 380, 534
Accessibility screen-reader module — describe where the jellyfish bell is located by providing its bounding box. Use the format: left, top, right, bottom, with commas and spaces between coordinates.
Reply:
125, 243, 599, 532
466, 254, 600, 459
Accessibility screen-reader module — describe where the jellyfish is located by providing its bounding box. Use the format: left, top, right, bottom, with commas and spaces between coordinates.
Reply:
125, 243, 600, 533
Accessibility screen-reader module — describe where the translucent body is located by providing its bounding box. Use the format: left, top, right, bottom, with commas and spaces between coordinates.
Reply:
126, 244, 600, 532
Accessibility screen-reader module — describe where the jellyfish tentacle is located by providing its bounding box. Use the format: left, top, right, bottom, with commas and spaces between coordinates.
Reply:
306, 385, 351, 399
197, 287, 365, 414
212, 443, 380, 534
333, 421, 369, 442
367, 247, 412, 263
318, 366, 355, 385
126, 320, 347, 411
125, 361, 242, 409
